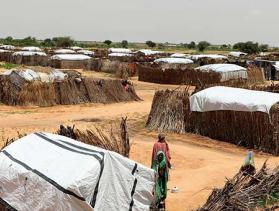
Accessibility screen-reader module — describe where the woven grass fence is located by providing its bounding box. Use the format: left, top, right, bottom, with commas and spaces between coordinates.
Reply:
0, 77, 140, 106
197, 162, 279, 210
146, 88, 279, 155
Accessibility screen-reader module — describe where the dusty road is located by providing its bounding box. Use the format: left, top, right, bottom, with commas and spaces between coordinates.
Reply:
0, 72, 279, 210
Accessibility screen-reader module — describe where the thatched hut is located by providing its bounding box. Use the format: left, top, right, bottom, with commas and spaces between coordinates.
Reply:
21, 46, 42, 52
108, 52, 135, 62
99, 59, 136, 78
170, 53, 189, 58
0, 49, 13, 62
134, 49, 164, 62
92, 48, 108, 58
228, 51, 247, 58
50, 54, 91, 69
11, 51, 48, 66
78, 49, 94, 56
254, 59, 278, 80
147, 87, 279, 155
0, 45, 15, 50
137, 62, 262, 86
0, 72, 140, 106
54, 49, 76, 54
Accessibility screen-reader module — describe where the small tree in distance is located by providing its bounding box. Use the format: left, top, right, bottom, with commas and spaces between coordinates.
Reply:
188, 41, 196, 49
104, 40, 112, 46
121, 40, 128, 48
146, 40, 156, 48
197, 41, 210, 52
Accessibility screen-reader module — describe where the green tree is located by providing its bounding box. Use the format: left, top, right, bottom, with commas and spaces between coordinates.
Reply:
121, 40, 128, 48
188, 41, 196, 49
52, 37, 75, 47
146, 40, 156, 48
197, 41, 210, 52
233, 41, 259, 54
42, 38, 54, 47
104, 40, 112, 46
259, 44, 269, 52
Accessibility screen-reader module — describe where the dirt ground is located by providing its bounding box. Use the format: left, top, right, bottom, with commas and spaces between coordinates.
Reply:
1, 70, 279, 210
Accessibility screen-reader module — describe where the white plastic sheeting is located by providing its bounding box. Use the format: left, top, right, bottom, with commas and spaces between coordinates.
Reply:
0, 49, 12, 53
49, 69, 67, 81
189, 54, 228, 60
109, 48, 132, 54
138, 49, 161, 56
54, 49, 76, 54
170, 53, 188, 58
0, 45, 15, 50
13, 51, 47, 56
108, 52, 132, 57
154, 57, 193, 64
274, 61, 279, 71
18, 69, 40, 81
2, 69, 40, 81
189, 86, 279, 115
22, 46, 42, 52
70, 46, 83, 51
229, 51, 247, 58
78, 50, 94, 56
195, 64, 248, 82
51, 54, 91, 61
0, 132, 155, 211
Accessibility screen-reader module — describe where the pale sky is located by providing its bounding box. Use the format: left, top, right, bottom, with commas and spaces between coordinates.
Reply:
0, 0, 278, 46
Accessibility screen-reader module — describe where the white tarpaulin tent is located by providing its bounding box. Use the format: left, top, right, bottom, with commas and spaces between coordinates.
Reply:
0, 132, 155, 211
78, 50, 94, 56
109, 48, 132, 54
170, 53, 188, 58
0, 45, 15, 50
228, 51, 247, 58
13, 51, 47, 56
50, 54, 91, 61
189, 54, 228, 61
70, 46, 83, 51
54, 49, 76, 54
195, 64, 248, 82
137, 49, 161, 56
22, 46, 42, 52
190, 86, 279, 115
108, 52, 132, 57
154, 57, 193, 64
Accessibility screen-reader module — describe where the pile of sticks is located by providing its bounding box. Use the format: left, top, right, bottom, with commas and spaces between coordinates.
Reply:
57, 117, 130, 157
197, 162, 279, 211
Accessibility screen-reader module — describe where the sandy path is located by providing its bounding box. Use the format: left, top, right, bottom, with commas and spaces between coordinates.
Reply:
0, 73, 279, 210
